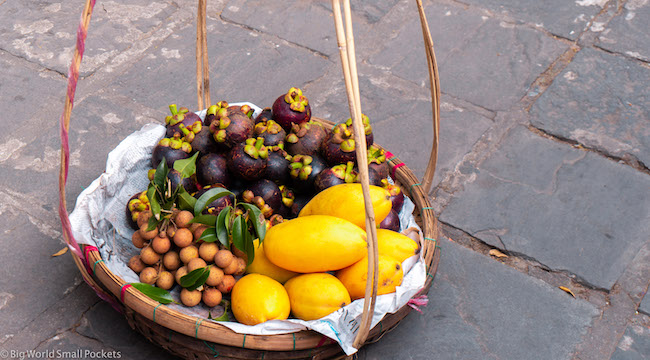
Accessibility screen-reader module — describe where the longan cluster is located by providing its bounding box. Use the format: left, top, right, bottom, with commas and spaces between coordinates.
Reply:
128, 209, 248, 307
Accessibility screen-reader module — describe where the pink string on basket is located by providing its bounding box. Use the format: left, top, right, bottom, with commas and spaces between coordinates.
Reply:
407, 295, 429, 314
58, 0, 124, 313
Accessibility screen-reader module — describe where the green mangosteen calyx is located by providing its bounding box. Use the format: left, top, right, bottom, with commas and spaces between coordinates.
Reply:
335, 161, 358, 183
284, 87, 309, 113
279, 185, 295, 208
244, 137, 269, 160
330, 125, 356, 153
290, 155, 314, 181
345, 113, 372, 135
368, 145, 386, 164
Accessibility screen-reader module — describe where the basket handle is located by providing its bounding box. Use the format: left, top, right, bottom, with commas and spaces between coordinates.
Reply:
196, 0, 211, 109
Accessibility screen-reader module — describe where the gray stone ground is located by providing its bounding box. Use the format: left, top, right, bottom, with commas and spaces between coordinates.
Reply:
0, 0, 648, 359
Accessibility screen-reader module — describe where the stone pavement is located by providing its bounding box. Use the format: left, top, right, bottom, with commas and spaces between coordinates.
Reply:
0, 0, 648, 359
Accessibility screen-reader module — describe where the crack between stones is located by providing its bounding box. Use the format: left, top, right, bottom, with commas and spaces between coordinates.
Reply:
528, 125, 650, 175
0, 48, 68, 79
217, 15, 331, 61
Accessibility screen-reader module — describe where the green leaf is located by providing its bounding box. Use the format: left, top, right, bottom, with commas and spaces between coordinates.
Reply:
244, 221, 255, 265
231, 215, 244, 254
190, 214, 218, 226
240, 203, 266, 242
145, 215, 160, 232
216, 207, 231, 248
194, 187, 233, 216
186, 267, 211, 291
153, 157, 169, 191
211, 300, 231, 321
199, 227, 217, 243
147, 184, 162, 220
180, 266, 209, 288
131, 283, 174, 304
177, 187, 197, 211
173, 152, 199, 179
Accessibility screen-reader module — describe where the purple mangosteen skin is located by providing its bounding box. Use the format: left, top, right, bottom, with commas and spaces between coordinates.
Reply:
247, 179, 282, 212
314, 168, 346, 193
379, 209, 400, 231
190, 127, 220, 156
151, 145, 190, 169
272, 97, 311, 131
254, 107, 273, 124
196, 153, 231, 187
264, 151, 290, 184
166, 112, 201, 138
167, 169, 198, 193
227, 144, 267, 181
391, 191, 405, 213
368, 161, 388, 180
321, 140, 356, 166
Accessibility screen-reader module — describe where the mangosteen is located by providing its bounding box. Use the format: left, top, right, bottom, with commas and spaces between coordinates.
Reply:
285, 121, 329, 157
243, 179, 282, 213
265, 146, 292, 184
228, 178, 250, 200
345, 113, 373, 148
289, 154, 327, 194
314, 161, 358, 192
165, 104, 202, 138
290, 193, 312, 218
321, 123, 356, 166
196, 152, 231, 187
193, 185, 234, 216
203, 101, 227, 126
253, 120, 286, 147
227, 137, 268, 181
167, 169, 198, 193
367, 144, 389, 179
276, 185, 296, 218
379, 209, 400, 231
272, 87, 311, 131
125, 191, 149, 230
151, 134, 192, 168
189, 126, 220, 156
208, 109, 253, 149
381, 179, 405, 213
364, 167, 384, 187
254, 107, 273, 124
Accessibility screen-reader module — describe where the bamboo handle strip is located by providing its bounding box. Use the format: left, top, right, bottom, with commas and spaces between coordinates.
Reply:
331, 0, 379, 349
196, 0, 211, 110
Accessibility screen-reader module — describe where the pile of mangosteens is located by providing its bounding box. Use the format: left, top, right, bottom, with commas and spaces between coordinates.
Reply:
129, 87, 404, 232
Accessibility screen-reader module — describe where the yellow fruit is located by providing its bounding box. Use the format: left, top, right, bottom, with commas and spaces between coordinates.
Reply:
246, 239, 299, 284
264, 215, 367, 273
376, 229, 420, 263
231, 274, 290, 325
336, 255, 403, 300
284, 273, 351, 321
298, 184, 392, 229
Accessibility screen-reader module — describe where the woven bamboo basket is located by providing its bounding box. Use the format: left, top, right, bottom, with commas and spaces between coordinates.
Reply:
58, 0, 442, 359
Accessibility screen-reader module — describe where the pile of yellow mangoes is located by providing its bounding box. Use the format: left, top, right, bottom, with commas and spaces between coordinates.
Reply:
231, 184, 421, 325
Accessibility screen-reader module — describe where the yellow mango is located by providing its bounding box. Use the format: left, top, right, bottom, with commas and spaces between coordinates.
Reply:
264, 215, 367, 273
336, 254, 403, 300
246, 239, 299, 284
284, 273, 351, 321
298, 184, 392, 229
231, 274, 291, 325
376, 229, 420, 263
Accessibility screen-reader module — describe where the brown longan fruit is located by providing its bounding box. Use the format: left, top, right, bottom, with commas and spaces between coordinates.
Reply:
174, 210, 194, 228
179, 245, 199, 264
205, 266, 224, 287
199, 242, 219, 262
136, 210, 152, 228
175, 266, 188, 285
131, 231, 146, 249
173, 228, 194, 248
202, 287, 223, 308
140, 246, 161, 265
163, 251, 181, 271
231, 245, 248, 262
214, 249, 234, 269
139, 267, 158, 284
233, 257, 247, 276
128, 255, 146, 273
156, 271, 175, 290
152, 235, 171, 254
180, 288, 202, 307
187, 258, 207, 273
193, 225, 208, 241
189, 222, 202, 233
223, 257, 240, 275
217, 275, 236, 293
166, 226, 177, 239
139, 224, 159, 241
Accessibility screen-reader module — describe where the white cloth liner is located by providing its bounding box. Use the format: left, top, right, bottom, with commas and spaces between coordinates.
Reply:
69, 103, 426, 355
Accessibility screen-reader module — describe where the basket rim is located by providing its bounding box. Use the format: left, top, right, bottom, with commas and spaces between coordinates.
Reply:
79, 117, 440, 352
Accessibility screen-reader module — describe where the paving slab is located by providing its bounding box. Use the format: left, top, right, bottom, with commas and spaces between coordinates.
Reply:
76, 301, 178, 359
0, 0, 180, 76
357, 238, 599, 360
611, 323, 650, 360
596, 0, 650, 62
530, 47, 650, 167
458, 0, 604, 40
439, 126, 650, 289
107, 16, 330, 114
369, 1, 569, 111
640, 293, 650, 315
0, 212, 81, 341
